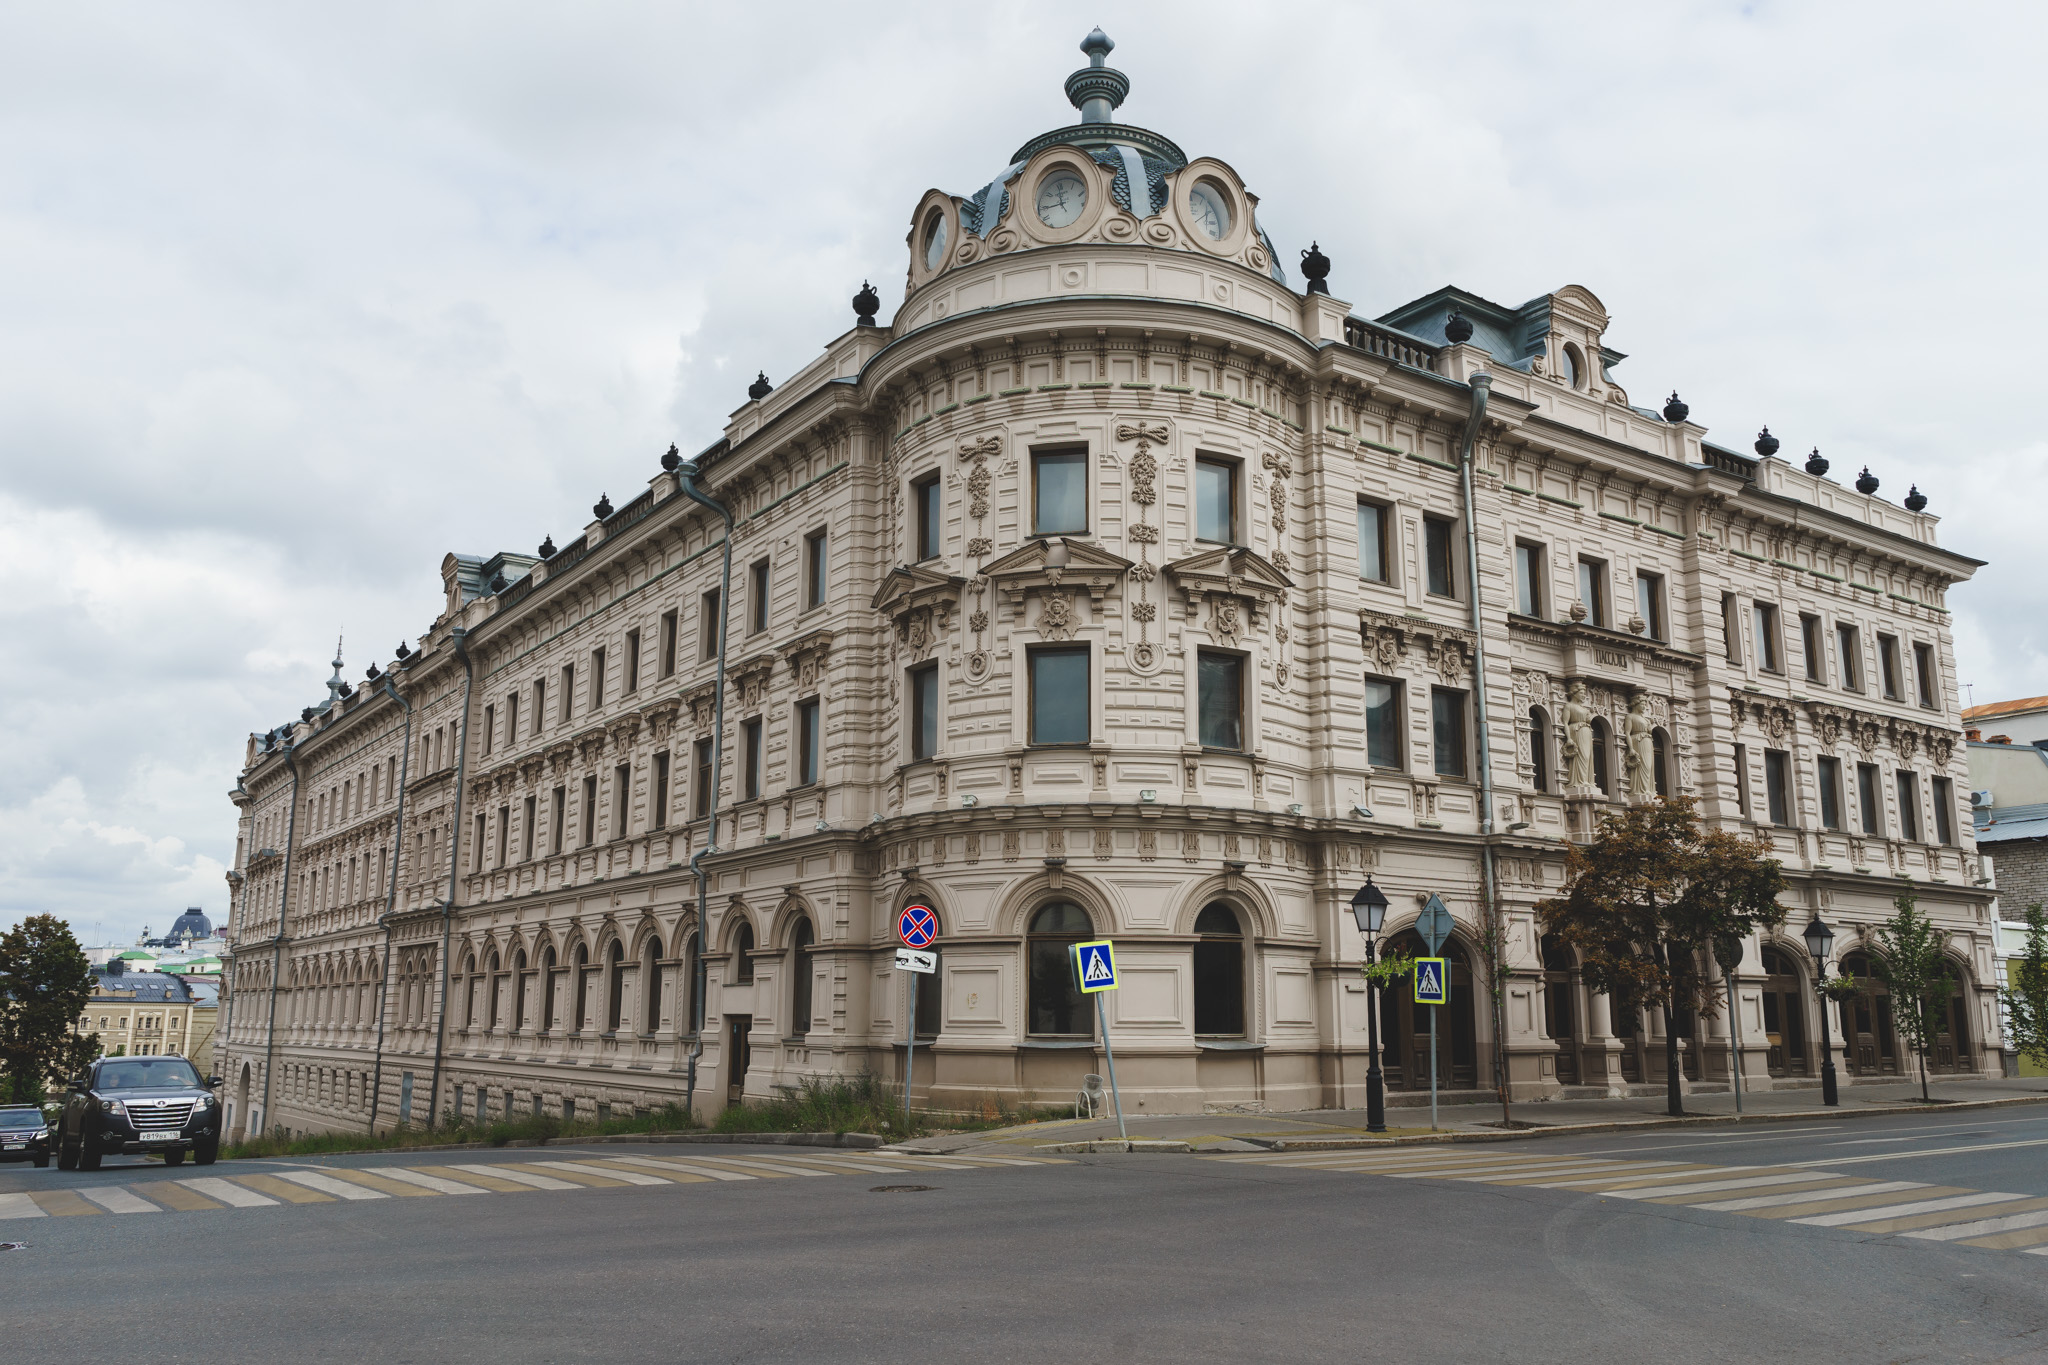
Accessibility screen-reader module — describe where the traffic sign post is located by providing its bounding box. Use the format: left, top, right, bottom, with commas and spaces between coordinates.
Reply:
1070, 940, 1128, 1143
1415, 895, 1454, 1132
896, 906, 939, 1124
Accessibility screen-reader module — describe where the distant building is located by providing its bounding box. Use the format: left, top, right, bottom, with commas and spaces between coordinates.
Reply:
1964, 696, 2048, 749
74, 966, 217, 1068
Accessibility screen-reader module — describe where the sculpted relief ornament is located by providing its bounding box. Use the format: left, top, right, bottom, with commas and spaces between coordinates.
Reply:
1117, 420, 1168, 669
958, 434, 1000, 679
1562, 682, 1596, 792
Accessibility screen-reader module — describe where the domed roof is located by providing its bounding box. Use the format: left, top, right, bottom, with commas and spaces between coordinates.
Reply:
166, 907, 213, 942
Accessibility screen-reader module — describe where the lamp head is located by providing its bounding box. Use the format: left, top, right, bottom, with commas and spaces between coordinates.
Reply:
1802, 915, 1835, 964
1350, 878, 1389, 935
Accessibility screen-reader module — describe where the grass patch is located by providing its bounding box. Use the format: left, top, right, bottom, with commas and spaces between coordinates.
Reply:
713, 1075, 1071, 1141
222, 1103, 699, 1161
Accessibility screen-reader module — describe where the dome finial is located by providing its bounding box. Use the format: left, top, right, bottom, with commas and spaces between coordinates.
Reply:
1066, 30, 1129, 124
1081, 27, 1114, 64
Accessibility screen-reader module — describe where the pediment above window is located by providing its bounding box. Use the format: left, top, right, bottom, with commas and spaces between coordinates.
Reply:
871, 564, 967, 618
982, 537, 1133, 614
1164, 545, 1293, 605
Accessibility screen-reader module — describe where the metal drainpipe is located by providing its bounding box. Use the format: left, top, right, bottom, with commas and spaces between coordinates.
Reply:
676, 459, 733, 1120
1456, 373, 1509, 1106
426, 627, 474, 1126
258, 740, 303, 1137
366, 676, 416, 1130
217, 778, 250, 1088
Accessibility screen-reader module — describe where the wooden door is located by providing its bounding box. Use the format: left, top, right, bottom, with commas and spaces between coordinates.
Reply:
726, 1016, 752, 1103
1541, 936, 1579, 1086
1759, 948, 1808, 1077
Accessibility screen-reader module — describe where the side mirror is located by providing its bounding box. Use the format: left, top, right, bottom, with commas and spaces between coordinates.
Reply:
207, 1076, 221, 1089
67, 1078, 87, 1092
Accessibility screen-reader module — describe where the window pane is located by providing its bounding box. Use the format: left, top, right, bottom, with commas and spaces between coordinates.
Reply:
1765, 751, 1790, 825
1425, 519, 1454, 597
1818, 756, 1841, 829
918, 478, 942, 560
1193, 939, 1245, 1036
1515, 544, 1540, 616
1028, 938, 1089, 1035
1030, 647, 1090, 744
1432, 690, 1466, 778
1364, 680, 1400, 768
1897, 771, 1920, 841
1196, 459, 1232, 543
1198, 652, 1242, 749
1358, 503, 1385, 582
1858, 763, 1880, 834
798, 701, 819, 785
912, 665, 939, 760
1033, 451, 1087, 535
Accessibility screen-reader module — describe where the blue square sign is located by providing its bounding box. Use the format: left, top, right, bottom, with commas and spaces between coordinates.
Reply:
1072, 939, 1119, 993
1413, 956, 1449, 1007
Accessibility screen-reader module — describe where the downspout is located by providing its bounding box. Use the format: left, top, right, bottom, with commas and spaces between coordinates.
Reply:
259, 740, 303, 1138
1456, 372, 1511, 1119
676, 458, 733, 1120
366, 675, 416, 1130
218, 778, 249, 1086
426, 627, 474, 1126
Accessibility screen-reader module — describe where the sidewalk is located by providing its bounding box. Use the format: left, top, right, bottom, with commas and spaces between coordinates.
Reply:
895, 1075, 2048, 1155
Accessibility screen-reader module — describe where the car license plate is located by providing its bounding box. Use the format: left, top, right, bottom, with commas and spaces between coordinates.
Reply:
1, 1143, 21, 1151
139, 1131, 178, 1143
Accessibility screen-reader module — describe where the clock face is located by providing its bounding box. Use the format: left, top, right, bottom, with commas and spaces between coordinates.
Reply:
1188, 182, 1230, 241
1036, 171, 1087, 228
923, 213, 948, 271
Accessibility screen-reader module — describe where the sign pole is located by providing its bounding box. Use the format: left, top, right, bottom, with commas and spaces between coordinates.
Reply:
903, 970, 915, 1126
1096, 993, 1127, 1144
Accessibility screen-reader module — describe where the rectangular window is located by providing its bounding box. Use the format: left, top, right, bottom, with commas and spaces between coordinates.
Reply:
1878, 634, 1901, 700
910, 663, 939, 761
1721, 594, 1742, 664
1636, 571, 1665, 642
693, 738, 713, 820
1733, 743, 1751, 818
1801, 614, 1825, 683
1431, 689, 1468, 778
1897, 770, 1920, 842
796, 698, 820, 785
1577, 558, 1607, 628
1195, 455, 1237, 544
914, 473, 942, 561
1764, 750, 1791, 826
581, 775, 597, 848
749, 560, 769, 635
742, 719, 762, 801
613, 763, 630, 840
658, 610, 678, 679
1932, 776, 1955, 845
804, 529, 828, 611
559, 665, 574, 724
1837, 624, 1861, 690
589, 648, 607, 711
1817, 755, 1843, 830
1197, 650, 1244, 750
1031, 448, 1088, 536
624, 631, 641, 694
1914, 643, 1937, 709
1424, 516, 1456, 598
1028, 645, 1090, 746
702, 589, 721, 659
496, 805, 509, 867
1357, 501, 1388, 583
1754, 602, 1780, 673
473, 812, 486, 873
482, 704, 496, 757
652, 752, 670, 830
1514, 542, 1544, 618
1857, 762, 1882, 835
523, 795, 537, 861
550, 786, 565, 856
1365, 678, 1402, 769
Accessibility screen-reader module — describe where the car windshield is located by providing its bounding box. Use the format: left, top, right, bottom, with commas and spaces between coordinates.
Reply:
96, 1058, 202, 1091
0, 1107, 42, 1124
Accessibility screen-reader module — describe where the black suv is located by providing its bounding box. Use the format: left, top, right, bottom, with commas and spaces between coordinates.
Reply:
58, 1057, 221, 1170
0, 1104, 51, 1168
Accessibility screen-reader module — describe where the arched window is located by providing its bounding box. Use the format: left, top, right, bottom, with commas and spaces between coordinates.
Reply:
1589, 717, 1611, 795
605, 940, 626, 1033
1561, 342, 1585, 389
1651, 727, 1671, 798
512, 949, 528, 1031
1193, 903, 1246, 1038
732, 921, 756, 984
1529, 706, 1551, 793
486, 950, 502, 1030
642, 936, 664, 1035
540, 945, 557, 1032
689, 930, 706, 1034
789, 920, 814, 1037
1027, 902, 1093, 1037
572, 943, 589, 1032
462, 953, 477, 1027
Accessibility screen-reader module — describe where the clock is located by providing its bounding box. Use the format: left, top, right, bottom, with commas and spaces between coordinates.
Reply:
923, 213, 949, 271
1188, 182, 1230, 241
1036, 171, 1087, 228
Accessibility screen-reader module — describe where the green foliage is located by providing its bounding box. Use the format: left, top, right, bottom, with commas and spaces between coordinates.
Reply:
713, 1074, 1062, 1140
1871, 891, 1957, 1102
1820, 971, 1865, 1003
224, 1101, 699, 1160
0, 915, 99, 1104
2001, 904, 2048, 1073
1361, 947, 1416, 988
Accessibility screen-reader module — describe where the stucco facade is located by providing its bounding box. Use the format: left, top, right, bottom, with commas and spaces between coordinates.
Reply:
216, 32, 2001, 1141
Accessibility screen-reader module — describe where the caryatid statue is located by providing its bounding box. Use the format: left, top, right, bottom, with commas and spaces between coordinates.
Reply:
1624, 693, 1658, 803
1562, 682, 1596, 791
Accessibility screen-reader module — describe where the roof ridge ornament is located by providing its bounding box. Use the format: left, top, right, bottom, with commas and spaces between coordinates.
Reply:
1065, 28, 1129, 125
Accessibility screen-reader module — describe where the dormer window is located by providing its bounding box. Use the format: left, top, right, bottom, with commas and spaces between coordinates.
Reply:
1561, 342, 1585, 389
922, 211, 949, 271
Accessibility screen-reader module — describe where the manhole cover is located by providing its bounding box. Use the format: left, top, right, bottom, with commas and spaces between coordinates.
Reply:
869, 1185, 937, 1193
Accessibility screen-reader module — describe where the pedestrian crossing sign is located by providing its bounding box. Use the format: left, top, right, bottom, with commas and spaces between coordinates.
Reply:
1413, 956, 1449, 1006
1072, 939, 1119, 993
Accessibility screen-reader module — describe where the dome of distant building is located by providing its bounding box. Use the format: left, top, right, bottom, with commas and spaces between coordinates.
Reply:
164, 908, 213, 943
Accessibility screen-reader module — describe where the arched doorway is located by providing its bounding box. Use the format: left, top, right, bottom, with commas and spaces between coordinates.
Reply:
1379, 932, 1478, 1089
1838, 952, 1900, 1076
1759, 945, 1809, 1078
1193, 903, 1247, 1039
1540, 934, 1579, 1085
1027, 903, 1093, 1038
1931, 965, 1974, 1074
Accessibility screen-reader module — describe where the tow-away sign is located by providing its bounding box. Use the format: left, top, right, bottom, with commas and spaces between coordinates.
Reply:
894, 947, 937, 974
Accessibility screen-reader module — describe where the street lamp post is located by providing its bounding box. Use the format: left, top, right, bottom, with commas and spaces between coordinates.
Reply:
1351, 879, 1390, 1134
1803, 916, 1840, 1108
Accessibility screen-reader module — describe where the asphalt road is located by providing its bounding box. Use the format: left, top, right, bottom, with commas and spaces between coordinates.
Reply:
5, 1106, 2048, 1364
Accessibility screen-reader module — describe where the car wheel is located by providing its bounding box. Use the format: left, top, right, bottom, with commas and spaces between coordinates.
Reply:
193, 1140, 218, 1167
57, 1138, 78, 1172
78, 1138, 102, 1172
163, 1149, 185, 1167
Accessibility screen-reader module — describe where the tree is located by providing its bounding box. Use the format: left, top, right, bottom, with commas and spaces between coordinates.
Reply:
0, 915, 99, 1104
2001, 904, 2048, 1075
1537, 798, 1788, 1117
1870, 891, 1957, 1104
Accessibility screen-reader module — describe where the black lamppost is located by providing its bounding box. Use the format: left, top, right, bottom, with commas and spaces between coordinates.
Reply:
1351, 879, 1391, 1133
1803, 915, 1840, 1107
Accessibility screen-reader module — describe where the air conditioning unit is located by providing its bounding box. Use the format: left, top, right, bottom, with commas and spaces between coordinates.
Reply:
1971, 790, 1994, 808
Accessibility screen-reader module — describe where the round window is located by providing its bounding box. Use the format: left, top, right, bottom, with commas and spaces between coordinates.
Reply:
1036, 170, 1088, 228
922, 212, 949, 271
1188, 180, 1232, 240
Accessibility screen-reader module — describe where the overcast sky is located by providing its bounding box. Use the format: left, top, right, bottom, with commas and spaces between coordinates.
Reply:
3, 2, 2043, 946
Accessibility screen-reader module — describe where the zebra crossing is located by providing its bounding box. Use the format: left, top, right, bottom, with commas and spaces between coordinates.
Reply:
1207, 1145, 2048, 1256
0, 1148, 1058, 1220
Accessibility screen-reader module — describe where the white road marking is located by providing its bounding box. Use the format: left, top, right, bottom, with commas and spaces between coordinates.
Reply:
1691, 1181, 1924, 1212
370, 1167, 487, 1195
606, 1156, 753, 1181
79, 1187, 162, 1214
277, 1170, 388, 1201
535, 1161, 670, 1186
1905, 1208, 2048, 1241
1792, 1136, 2048, 1167
448, 1163, 578, 1190
0, 1192, 47, 1219
1608, 1171, 1851, 1201
1793, 1192, 2030, 1227
177, 1178, 277, 1207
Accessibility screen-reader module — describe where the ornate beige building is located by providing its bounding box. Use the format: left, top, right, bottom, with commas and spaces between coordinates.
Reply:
217, 31, 1999, 1140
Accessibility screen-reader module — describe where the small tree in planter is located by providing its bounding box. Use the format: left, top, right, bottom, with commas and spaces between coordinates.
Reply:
1870, 891, 1957, 1103
2001, 905, 2048, 1077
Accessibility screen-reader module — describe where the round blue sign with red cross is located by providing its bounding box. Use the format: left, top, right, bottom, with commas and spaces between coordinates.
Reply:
898, 904, 938, 949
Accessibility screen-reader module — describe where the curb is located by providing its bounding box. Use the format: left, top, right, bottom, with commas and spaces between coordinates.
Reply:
234, 1130, 886, 1162
1032, 1139, 1193, 1154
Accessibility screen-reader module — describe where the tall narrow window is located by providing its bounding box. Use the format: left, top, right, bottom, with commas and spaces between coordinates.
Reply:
1896, 770, 1920, 841
1031, 449, 1088, 535
624, 631, 641, 694
589, 648, 607, 711
605, 941, 625, 1033
1528, 706, 1551, 792
731, 921, 755, 983
1192, 903, 1246, 1038
1357, 501, 1388, 583
749, 560, 770, 635
613, 764, 630, 841
496, 805, 509, 867
658, 611, 678, 679
559, 665, 574, 725
652, 752, 670, 830
1514, 542, 1544, 618
1801, 614, 1825, 683
1914, 643, 1937, 709
1026, 902, 1093, 1037
1857, 762, 1882, 835
1733, 743, 1751, 817
1754, 602, 1780, 673
910, 663, 939, 761
522, 794, 537, 861
1878, 634, 1902, 700
789, 920, 814, 1036
1764, 750, 1791, 826
581, 775, 598, 847
804, 529, 828, 610
473, 813, 486, 873
1590, 718, 1611, 794
1432, 688, 1468, 779
1721, 594, 1742, 664
914, 473, 942, 561
1636, 571, 1665, 642
550, 786, 565, 856
1424, 516, 1456, 598
1837, 624, 1861, 691
1577, 558, 1607, 628
642, 936, 664, 1035
1365, 678, 1402, 769
482, 704, 496, 757
694, 737, 713, 820
1932, 777, 1956, 846
702, 588, 722, 659
1197, 651, 1243, 750
1028, 645, 1090, 745
743, 719, 762, 801
1195, 455, 1237, 544
796, 698, 820, 786
1817, 755, 1843, 830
